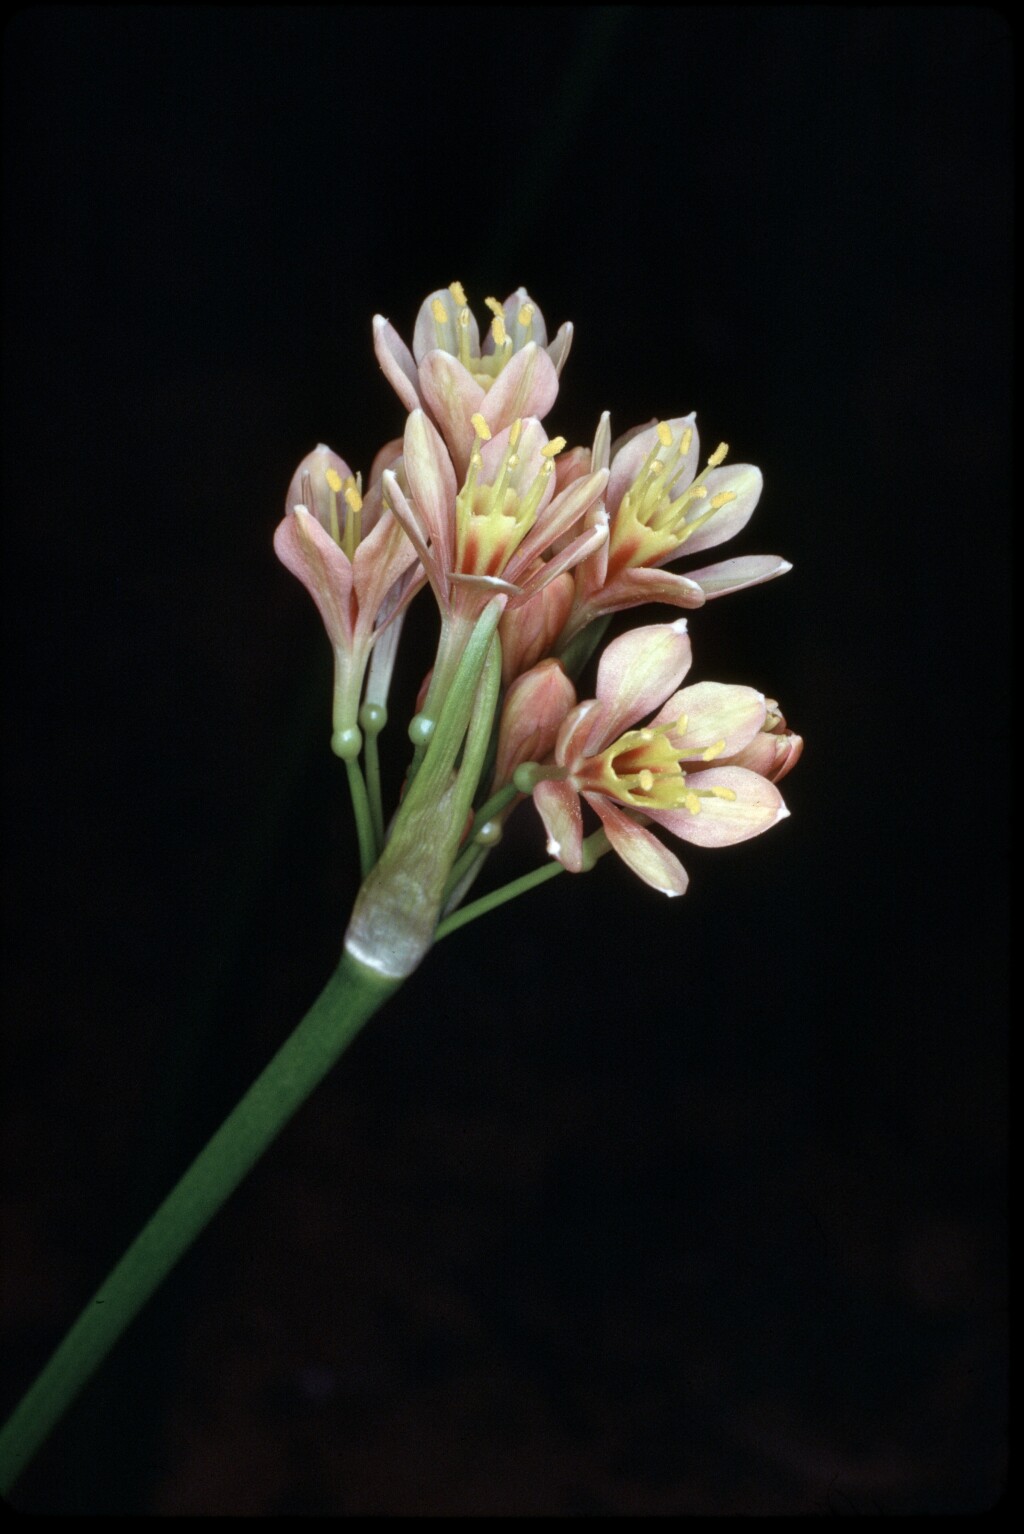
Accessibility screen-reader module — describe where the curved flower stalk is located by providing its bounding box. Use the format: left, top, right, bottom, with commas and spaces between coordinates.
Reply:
273, 441, 422, 758
558, 413, 792, 648
374, 281, 573, 477
520, 621, 791, 896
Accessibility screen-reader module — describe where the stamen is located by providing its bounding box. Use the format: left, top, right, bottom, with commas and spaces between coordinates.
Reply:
637, 769, 655, 792
431, 298, 448, 324
683, 791, 701, 814
325, 466, 343, 544
509, 419, 523, 448
709, 785, 737, 801
491, 314, 508, 347
707, 442, 729, 468
709, 490, 737, 511
701, 739, 726, 762
449, 280, 467, 306
657, 421, 673, 447
541, 436, 566, 458
325, 468, 343, 493
483, 296, 504, 319
517, 302, 534, 328
679, 426, 693, 457
470, 412, 492, 441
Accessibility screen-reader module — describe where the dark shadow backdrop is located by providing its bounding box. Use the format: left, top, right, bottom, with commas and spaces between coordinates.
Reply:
2, 5, 1009, 1516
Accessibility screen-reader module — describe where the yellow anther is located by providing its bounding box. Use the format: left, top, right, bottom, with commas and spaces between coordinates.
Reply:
431, 297, 448, 324
344, 485, 363, 514
449, 280, 467, 306
657, 421, 673, 447
509, 419, 523, 448
709, 490, 737, 511
541, 436, 566, 458
470, 412, 492, 441
518, 302, 534, 327
701, 739, 726, 762
683, 790, 702, 814
484, 296, 504, 319
638, 769, 655, 792
709, 785, 738, 801
680, 426, 693, 456
707, 442, 729, 468
491, 314, 508, 347
325, 467, 343, 493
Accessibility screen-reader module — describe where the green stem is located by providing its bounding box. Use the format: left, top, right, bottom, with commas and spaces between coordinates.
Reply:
442, 783, 519, 901
0, 952, 399, 1496
359, 706, 386, 853
435, 859, 565, 939
345, 757, 377, 875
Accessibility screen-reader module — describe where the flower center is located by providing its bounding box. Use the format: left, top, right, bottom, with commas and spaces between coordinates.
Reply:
607, 421, 737, 576
453, 417, 564, 579
575, 713, 736, 813
432, 281, 539, 392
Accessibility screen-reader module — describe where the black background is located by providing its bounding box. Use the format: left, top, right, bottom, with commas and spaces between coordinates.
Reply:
2, 6, 1009, 1516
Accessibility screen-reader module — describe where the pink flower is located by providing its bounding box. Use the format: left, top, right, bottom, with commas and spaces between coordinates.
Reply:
382, 409, 608, 626
273, 442, 421, 755
373, 281, 573, 478
527, 621, 792, 896
560, 414, 792, 645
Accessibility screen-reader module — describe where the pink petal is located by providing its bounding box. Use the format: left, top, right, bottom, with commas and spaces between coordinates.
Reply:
588, 564, 707, 615
514, 515, 608, 602
675, 464, 763, 557
499, 287, 549, 350
685, 554, 793, 599
649, 682, 767, 757
494, 660, 576, 783
372, 317, 421, 414
381, 469, 446, 603
351, 510, 421, 640
402, 410, 457, 579
412, 287, 480, 364
480, 343, 559, 435
590, 619, 693, 749
418, 351, 485, 478
274, 508, 354, 649
533, 779, 584, 871
284, 444, 355, 530
652, 766, 787, 847
499, 572, 575, 685
587, 796, 688, 896
556, 699, 605, 768
546, 321, 573, 377
607, 414, 699, 518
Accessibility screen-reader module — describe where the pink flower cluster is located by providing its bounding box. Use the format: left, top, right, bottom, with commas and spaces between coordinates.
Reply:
276, 282, 800, 893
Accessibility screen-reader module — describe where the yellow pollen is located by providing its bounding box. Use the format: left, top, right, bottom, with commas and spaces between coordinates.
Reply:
344, 485, 363, 514
680, 427, 693, 456
701, 739, 726, 762
484, 296, 504, 319
431, 298, 448, 324
518, 302, 534, 326
709, 785, 737, 801
707, 442, 729, 468
470, 412, 491, 441
491, 314, 508, 346
683, 791, 701, 814
325, 468, 343, 493
657, 421, 673, 447
541, 436, 566, 458
448, 280, 467, 306
638, 769, 655, 792
509, 419, 523, 448
709, 490, 737, 510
